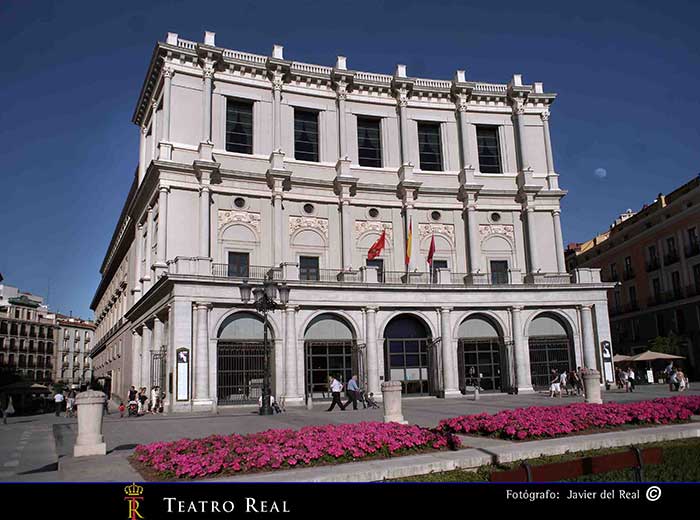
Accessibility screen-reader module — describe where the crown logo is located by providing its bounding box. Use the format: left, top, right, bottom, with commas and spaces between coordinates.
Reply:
124, 483, 143, 497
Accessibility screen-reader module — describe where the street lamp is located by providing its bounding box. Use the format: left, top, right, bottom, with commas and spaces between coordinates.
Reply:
239, 278, 290, 415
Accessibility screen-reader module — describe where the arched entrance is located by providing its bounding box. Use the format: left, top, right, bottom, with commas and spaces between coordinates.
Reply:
304, 314, 358, 400
216, 312, 274, 405
528, 313, 574, 389
383, 314, 434, 396
457, 315, 508, 393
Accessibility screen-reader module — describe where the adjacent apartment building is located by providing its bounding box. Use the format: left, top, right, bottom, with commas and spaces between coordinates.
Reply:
90, 31, 612, 412
566, 176, 700, 377
0, 284, 56, 383
55, 315, 95, 386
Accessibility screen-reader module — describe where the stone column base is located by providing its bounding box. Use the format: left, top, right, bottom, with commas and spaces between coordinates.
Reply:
74, 442, 107, 457
282, 395, 305, 408
443, 389, 463, 399
191, 399, 215, 413
516, 386, 536, 394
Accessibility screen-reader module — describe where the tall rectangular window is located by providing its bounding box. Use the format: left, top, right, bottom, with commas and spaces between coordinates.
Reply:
294, 109, 319, 162
431, 259, 448, 284
227, 252, 249, 278
629, 286, 637, 306
476, 126, 502, 173
225, 99, 253, 154
417, 122, 442, 171
367, 259, 384, 283
299, 256, 320, 281
490, 260, 509, 285
357, 117, 382, 167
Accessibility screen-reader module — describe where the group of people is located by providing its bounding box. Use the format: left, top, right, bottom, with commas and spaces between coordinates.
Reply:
122, 385, 164, 417
326, 375, 379, 411
665, 363, 689, 392
614, 367, 637, 392
549, 367, 584, 398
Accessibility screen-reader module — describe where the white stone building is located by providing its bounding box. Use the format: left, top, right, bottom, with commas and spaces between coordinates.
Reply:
90, 31, 612, 412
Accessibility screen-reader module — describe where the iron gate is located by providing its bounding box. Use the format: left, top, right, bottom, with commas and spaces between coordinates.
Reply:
304, 340, 357, 400
150, 347, 167, 391
528, 336, 573, 389
217, 341, 267, 405
458, 338, 504, 392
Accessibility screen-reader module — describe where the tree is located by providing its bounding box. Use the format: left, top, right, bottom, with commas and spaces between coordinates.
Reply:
648, 334, 684, 355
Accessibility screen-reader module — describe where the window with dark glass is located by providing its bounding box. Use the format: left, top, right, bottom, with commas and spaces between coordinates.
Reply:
676, 309, 686, 334
357, 117, 382, 167
610, 263, 618, 281
672, 271, 682, 298
656, 313, 666, 336
294, 109, 319, 162
367, 259, 384, 283
667, 236, 677, 255
476, 126, 502, 173
431, 260, 448, 283
653, 278, 662, 299
225, 99, 253, 154
629, 286, 637, 306
417, 122, 442, 171
299, 256, 320, 281
227, 252, 249, 278
694, 264, 700, 290
490, 260, 509, 285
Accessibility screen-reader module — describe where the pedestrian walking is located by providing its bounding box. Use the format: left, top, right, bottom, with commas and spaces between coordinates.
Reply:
1, 392, 9, 425
627, 367, 635, 392
344, 375, 360, 410
326, 376, 345, 412
665, 363, 675, 391
559, 370, 568, 396
119, 401, 125, 418
150, 386, 159, 414
54, 391, 64, 416
549, 369, 562, 398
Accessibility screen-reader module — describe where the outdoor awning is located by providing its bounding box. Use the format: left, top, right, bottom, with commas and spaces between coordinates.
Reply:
613, 354, 634, 362
631, 350, 685, 361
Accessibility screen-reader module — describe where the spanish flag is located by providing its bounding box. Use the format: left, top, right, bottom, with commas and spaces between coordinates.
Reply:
405, 218, 412, 266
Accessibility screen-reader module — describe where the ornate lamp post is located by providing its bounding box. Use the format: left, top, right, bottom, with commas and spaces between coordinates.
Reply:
239, 279, 290, 415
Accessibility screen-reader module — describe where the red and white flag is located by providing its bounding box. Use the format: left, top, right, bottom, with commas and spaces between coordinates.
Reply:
427, 235, 436, 265
367, 229, 386, 260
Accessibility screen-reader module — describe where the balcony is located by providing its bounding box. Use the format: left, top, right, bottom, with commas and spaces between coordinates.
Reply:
623, 267, 635, 281
686, 242, 700, 258
664, 251, 680, 266
209, 263, 575, 287
645, 257, 661, 272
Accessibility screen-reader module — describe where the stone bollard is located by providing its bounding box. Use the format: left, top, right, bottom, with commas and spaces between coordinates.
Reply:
582, 370, 603, 404
73, 390, 107, 457
306, 395, 314, 410
381, 381, 407, 424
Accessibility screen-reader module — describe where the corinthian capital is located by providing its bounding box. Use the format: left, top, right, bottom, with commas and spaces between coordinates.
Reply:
511, 98, 525, 116
162, 66, 174, 79
335, 80, 348, 101
271, 70, 284, 92
455, 93, 468, 113
396, 87, 409, 108
540, 109, 550, 122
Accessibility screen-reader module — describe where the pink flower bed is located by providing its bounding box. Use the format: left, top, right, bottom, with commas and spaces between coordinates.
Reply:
133, 422, 459, 479
438, 396, 700, 441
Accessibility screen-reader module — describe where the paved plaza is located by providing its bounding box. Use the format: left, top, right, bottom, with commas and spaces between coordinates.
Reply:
0, 385, 697, 482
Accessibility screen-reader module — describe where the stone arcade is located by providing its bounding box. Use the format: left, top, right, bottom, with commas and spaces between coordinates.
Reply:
89, 31, 612, 413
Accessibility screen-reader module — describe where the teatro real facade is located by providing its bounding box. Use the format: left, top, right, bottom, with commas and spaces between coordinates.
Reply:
90, 31, 612, 413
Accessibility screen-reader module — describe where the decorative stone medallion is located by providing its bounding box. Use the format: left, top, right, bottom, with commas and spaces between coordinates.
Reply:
218, 210, 261, 233
288, 216, 329, 239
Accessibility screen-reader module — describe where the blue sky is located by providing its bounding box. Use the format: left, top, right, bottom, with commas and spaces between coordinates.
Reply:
1, 0, 698, 318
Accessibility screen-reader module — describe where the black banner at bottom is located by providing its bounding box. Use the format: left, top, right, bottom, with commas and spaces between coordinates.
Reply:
1, 482, 695, 517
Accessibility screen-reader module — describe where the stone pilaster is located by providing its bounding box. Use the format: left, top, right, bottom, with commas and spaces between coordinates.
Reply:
192, 302, 213, 410
580, 304, 597, 370
552, 210, 566, 274
150, 100, 158, 161
511, 306, 533, 392
140, 323, 152, 388
440, 307, 461, 397
138, 125, 147, 184
541, 109, 559, 190
365, 307, 380, 397
284, 306, 303, 405
159, 66, 173, 160
154, 186, 169, 278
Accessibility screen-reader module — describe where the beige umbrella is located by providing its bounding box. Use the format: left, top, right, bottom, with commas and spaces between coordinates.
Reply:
632, 350, 685, 361
613, 354, 634, 362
